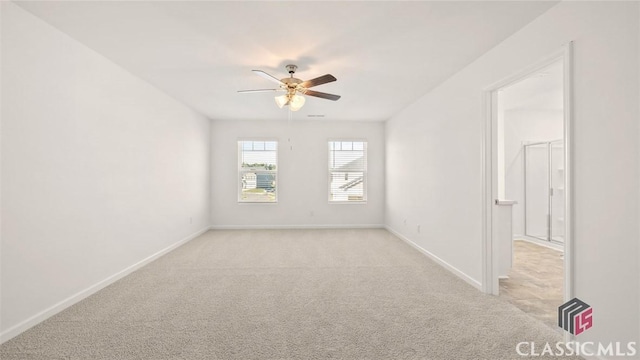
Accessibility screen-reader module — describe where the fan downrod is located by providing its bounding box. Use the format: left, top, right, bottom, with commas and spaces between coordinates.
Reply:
282, 65, 302, 88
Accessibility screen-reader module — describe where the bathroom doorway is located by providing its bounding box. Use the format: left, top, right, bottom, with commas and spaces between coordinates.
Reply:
483, 47, 573, 332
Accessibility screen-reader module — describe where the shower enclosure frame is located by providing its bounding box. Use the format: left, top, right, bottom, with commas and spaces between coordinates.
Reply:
523, 140, 564, 245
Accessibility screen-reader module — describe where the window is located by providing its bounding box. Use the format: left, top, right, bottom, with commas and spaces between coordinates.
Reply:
328, 140, 367, 202
238, 140, 277, 203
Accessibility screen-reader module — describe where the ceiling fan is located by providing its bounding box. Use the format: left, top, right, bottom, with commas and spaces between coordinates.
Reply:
238, 64, 340, 111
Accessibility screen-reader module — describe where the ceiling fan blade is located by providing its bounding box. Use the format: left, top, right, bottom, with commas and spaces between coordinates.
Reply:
300, 74, 337, 89
238, 89, 282, 93
303, 89, 341, 101
252, 70, 284, 85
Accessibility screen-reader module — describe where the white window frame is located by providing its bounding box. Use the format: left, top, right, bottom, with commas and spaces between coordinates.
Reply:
238, 139, 278, 204
328, 139, 367, 204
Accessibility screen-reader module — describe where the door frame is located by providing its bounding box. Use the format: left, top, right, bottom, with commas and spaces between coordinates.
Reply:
481, 42, 574, 304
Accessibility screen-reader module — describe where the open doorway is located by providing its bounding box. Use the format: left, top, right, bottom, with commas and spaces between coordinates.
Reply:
483, 47, 573, 332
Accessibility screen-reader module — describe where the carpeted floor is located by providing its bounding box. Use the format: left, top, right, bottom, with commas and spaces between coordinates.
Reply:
0, 229, 573, 359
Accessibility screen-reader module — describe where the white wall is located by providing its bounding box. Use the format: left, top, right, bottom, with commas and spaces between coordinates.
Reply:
503, 109, 563, 236
386, 1, 639, 349
211, 119, 384, 228
1, 3, 211, 341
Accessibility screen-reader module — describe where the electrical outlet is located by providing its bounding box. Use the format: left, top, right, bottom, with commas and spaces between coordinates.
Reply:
190, 217, 193, 224
417, 225, 421, 233
403, 219, 407, 226
309, 211, 314, 217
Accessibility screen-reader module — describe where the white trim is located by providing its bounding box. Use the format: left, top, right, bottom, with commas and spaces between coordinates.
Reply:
580, 356, 606, 360
484, 48, 568, 92
385, 226, 483, 290
577, 342, 608, 360
562, 41, 575, 312
516, 236, 564, 252
495, 199, 518, 205
481, 88, 496, 294
0, 226, 210, 344
481, 43, 574, 302
328, 201, 368, 205
327, 140, 368, 203
237, 139, 279, 204
561, 42, 575, 346
210, 224, 384, 230
0, 1, 4, 343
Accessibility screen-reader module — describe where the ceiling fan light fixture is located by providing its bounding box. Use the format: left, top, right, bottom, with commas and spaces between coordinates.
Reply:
242, 65, 339, 111
289, 94, 305, 111
274, 94, 289, 108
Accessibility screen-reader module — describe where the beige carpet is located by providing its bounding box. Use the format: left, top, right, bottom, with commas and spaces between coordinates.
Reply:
0, 229, 572, 359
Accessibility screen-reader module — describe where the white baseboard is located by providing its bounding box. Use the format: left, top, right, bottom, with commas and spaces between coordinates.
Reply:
0, 226, 210, 344
516, 236, 564, 252
384, 225, 483, 290
580, 355, 606, 360
210, 224, 385, 230
578, 342, 612, 360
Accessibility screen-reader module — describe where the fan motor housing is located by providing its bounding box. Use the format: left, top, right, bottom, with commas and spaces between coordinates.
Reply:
281, 77, 303, 95
281, 77, 302, 85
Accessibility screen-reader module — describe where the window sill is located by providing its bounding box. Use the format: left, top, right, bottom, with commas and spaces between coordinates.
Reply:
328, 201, 368, 205
237, 201, 279, 205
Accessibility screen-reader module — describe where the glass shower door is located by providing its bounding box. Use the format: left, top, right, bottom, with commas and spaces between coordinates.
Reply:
524, 143, 549, 240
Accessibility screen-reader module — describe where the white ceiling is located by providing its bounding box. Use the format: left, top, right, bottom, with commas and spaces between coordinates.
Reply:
15, 1, 558, 121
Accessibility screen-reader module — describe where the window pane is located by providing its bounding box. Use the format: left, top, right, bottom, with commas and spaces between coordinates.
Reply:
329, 172, 364, 201
240, 172, 277, 202
239, 141, 277, 203
240, 141, 277, 170
329, 140, 367, 202
329, 147, 365, 171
